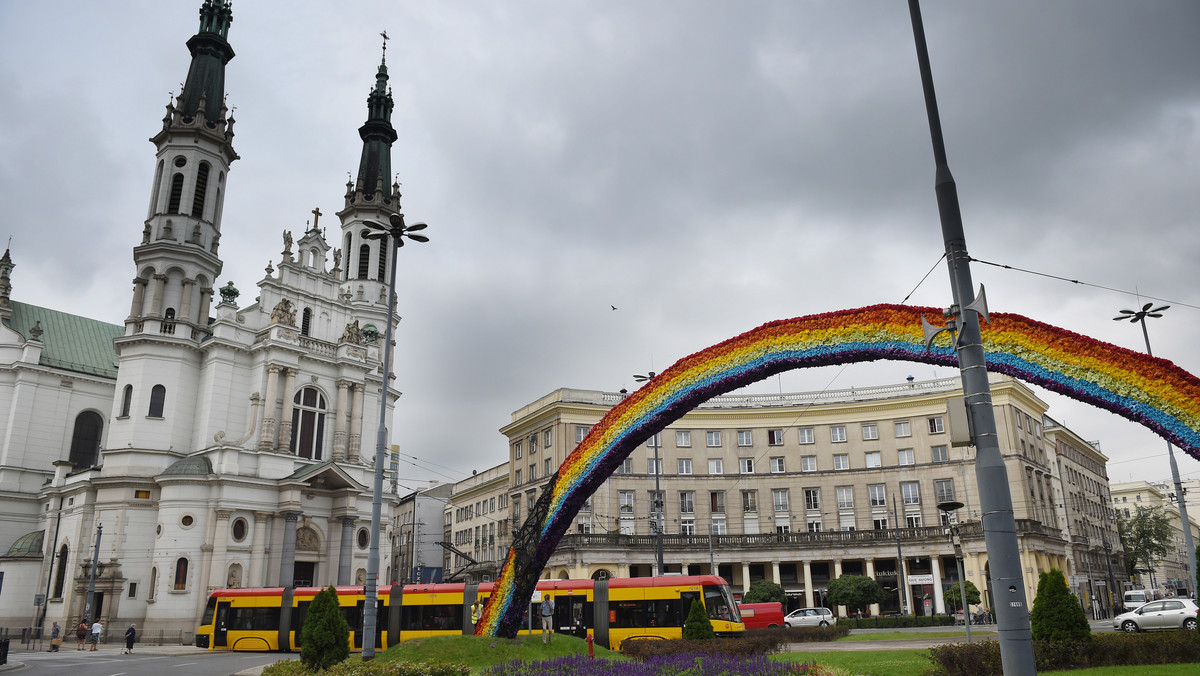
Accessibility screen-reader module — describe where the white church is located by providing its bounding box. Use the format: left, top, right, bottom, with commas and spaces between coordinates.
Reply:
0, 0, 414, 633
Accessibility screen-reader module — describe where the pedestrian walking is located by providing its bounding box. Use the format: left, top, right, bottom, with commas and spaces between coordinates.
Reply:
540, 595, 555, 645
76, 622, 88, 650
49, 621, 62, 651
123, 624, 136, 654
89, 620, 103, 651
470, 600, 481, 627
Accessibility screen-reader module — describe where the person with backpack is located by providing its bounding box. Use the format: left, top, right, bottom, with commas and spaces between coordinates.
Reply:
76, 622, 88, 650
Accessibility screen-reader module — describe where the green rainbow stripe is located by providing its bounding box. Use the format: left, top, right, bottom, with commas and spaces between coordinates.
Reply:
476, 304, 1200, 637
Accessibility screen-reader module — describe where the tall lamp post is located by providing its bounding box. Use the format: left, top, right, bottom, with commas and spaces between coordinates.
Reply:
1114, 303, 1197, 598
360, 212, 429, 660
633, 372, 665, 577
938, 500, 971, 644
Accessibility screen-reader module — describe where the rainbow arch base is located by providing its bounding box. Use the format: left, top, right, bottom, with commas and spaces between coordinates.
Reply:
476, 303, 1200, 637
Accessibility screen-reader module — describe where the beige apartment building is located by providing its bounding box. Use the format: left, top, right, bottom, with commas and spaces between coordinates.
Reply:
443, 462, 512, 582
493, 374, 1126, 616
1111, 480, 1200, 597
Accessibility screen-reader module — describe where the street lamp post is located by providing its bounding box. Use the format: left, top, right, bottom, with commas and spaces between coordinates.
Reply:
938, 500, 971, 644
1101, 534, 1116, 617
1114, 303, 1197, 598
633, 372, 665, 577
893, 495, 910, 616
359, 212, 429, 660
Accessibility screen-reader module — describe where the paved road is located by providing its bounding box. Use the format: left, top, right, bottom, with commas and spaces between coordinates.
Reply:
0, 642, 284, 676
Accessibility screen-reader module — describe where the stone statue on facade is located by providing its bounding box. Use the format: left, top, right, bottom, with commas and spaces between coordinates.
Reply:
341, 319, 364, 345
270, 298, 296, 326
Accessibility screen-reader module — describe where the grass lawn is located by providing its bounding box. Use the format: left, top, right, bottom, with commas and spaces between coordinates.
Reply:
381, 634, 625, 672
1042, 666, 1200, 676
772, 649, 934, 676
838, 631, 995, 642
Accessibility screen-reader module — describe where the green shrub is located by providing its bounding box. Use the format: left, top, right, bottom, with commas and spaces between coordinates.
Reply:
261, 660, 312, 676
927, 632, 1200, 675
682, 599, 715, 640
326, 661, 469, 676
753, 624, 850, 643
926, 639, 1003, 676
741, 579, 787, 605
1030, 568, 1090, 641
621, 635, 785, 660
839, 614, 954, 629
825, 575, 884, 616
300, 586, 351, 671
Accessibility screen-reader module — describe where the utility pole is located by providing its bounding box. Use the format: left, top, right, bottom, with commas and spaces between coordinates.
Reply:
893, 496, 909, 616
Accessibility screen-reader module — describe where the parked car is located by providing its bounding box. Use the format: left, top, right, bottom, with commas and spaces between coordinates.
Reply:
1112, 598, 1199, 632
784, 607, 837, 627
737, 602, 785, 630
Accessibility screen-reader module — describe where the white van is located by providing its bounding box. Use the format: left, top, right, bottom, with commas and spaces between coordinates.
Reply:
1123, 589, 1159, 608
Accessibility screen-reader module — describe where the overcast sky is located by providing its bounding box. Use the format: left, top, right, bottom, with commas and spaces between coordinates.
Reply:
2, 1, 1197, 493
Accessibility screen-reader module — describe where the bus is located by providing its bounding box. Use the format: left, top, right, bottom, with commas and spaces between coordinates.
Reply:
195, 575, 742, 652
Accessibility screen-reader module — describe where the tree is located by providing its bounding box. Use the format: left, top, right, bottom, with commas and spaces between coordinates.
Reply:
1030, 568, 1090, 641
1117, 506, 1173, 583
300, 585, 350, 671
741, 579, 786, 605
825, 575, 885, 616
682, 598, 715, 640
943, 580, 981, 611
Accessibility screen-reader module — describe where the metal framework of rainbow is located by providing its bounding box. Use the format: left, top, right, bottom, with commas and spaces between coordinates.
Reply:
476, 304, 1200, 637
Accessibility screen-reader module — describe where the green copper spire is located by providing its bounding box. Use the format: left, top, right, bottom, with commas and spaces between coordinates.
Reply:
355, 34, 398, 201
179, 0, 235, 126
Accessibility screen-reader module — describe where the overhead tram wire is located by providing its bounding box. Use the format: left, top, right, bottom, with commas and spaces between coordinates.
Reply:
900, 252, 947, 305
969, 256, 1200, 312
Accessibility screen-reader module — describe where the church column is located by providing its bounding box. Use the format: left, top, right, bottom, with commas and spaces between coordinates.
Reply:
208, 510, 232, 590
333, 380, 350, 461
129, 277, 148, 318
149, 273, 168, 317
249, 512, 270, 587
349, 384, 364, 462
179, 278, 195, 323
931, 557, 945, 614
197, 286, 214, 328
338, 517, 355, 586
277, 368, 297, 452
866, 559, 881, 616
259, 365, 282, 451
803, 561, 814, 608
741, 563, 751, 596
833, 560, 845, 617
279, 511, 303, 588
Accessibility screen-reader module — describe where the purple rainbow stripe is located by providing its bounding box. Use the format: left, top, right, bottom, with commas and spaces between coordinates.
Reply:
476, 304, 1200, 636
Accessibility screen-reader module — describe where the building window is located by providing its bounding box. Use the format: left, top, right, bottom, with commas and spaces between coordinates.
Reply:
934, 479, 955, 504
650, 490, 664, 516
231, 518, 248, 542
678, 458, 693, 475
806, 518, 822, 532
377, 239, 388, 280
862, 423, 878, 440
544, 428, 553, 447
53, 544, 70, 597
906, 514, 923, 528
148, 566, 157, 601
739, 458, 754, 474
676, 430, 692, 447
529, 434, 538, 453
575, 425, 589, 444
301, 307, 312, 336
528, 463, 536, 481
544, 458, 553, 476
579, 496, 591, 513
798, 428, 815, 444
737, 430, 753, 446
290, 387, 327, 460
742, 490, 758, 513
619, 491, 634, 514
148, 384, 167, 417
830, 426, 847, 443
770, 457, 786, 473
120, 385, 133, 417
168, 173, 185, 213
618, 458, 632, 474
768, 429, 784, 445
192, 162, 211, 216
514, 469, 522, 484
173, 557, 188, 590
646, 433, 661, 448
68, 411, 104, 468
357, 243, 371, 279
772, 489, 789, 512
680, 491, 695, 514
801, 456, 817, 472
357, 528, 371, 549
804, 488, 820, 511
901, 482, 920, 505
681, 519, 696, 535
898, 448, 915, 466
1015, 411, 1024, 430
869, 484, 886, 507
706, 431, 722, 447
928, 417, 945, 434
865, 451, 882, 468
895, 421, 912, 438
708, 459, 724, 475
839, 515, 856, 532
710, 491, 726, 514
833, 454, 850, 470
873, 517, 888, 530
931, 445, 949, 463
711, 517, 727, 535
648, 458, 662, 474
837, 486, 854, 509
776, 525, 791, 534
514, 441, 522, 459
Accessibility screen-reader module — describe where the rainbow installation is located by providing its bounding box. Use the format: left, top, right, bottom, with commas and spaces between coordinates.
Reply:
476, 303, 1200, 637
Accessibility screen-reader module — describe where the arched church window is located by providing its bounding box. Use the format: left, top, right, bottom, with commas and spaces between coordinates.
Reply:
357, 243, 370, 280
343, 233, 352, 280
192, 162, 210, 218
149, 384, 167, 418
290, 387, 327, 460
120, 384, 133, 417
53, 544, 69, 597
68, 411, 103, 468
301, 308, 312, 336
165, 308, 176, 320
174, 557, 188, 590
168, 173, 185, 213
377, 240, 388, 280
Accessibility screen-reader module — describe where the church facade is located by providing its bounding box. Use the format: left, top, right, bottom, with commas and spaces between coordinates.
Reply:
0, 0, 414, 632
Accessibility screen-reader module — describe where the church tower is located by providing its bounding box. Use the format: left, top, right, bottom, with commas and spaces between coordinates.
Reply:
108, 0, 237, 455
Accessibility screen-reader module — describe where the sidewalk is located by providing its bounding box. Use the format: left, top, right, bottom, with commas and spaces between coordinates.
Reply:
0, 640, 206, 672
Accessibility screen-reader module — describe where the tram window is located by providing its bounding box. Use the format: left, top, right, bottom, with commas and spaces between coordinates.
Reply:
611, 601, 652, 628
229, 606, 280, 630
198, 598, 217, 627
401, 604, 464, 631
704, 587, 733, 621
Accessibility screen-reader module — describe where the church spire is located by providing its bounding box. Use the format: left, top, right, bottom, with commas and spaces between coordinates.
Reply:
353, 33, 399, 203
179, 0, 235, 126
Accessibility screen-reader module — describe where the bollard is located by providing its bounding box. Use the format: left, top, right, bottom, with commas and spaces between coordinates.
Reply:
586, 632, 594, 659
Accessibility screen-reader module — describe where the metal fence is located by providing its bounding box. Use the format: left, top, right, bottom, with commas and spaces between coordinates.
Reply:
0, 626, 195, 652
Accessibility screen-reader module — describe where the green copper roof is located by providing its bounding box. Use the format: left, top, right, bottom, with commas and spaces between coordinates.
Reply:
5, 530, 45, 558
5, 301, 122, 378
162, 455, 213, 476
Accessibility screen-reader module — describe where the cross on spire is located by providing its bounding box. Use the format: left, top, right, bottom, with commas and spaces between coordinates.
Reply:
312, 206, 323, 229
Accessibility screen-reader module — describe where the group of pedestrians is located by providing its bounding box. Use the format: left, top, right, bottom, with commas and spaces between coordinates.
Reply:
46, 620, 136, 652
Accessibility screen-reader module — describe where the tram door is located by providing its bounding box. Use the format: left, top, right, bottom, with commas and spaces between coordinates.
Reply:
214, 601, 231, 648
554, 593, 592, 638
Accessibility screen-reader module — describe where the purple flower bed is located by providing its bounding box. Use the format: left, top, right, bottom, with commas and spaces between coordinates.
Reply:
483, 653, 799, 676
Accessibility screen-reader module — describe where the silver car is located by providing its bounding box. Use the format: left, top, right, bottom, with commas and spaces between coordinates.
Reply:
784, 607, 837, 627
1112, 598, 1199, 632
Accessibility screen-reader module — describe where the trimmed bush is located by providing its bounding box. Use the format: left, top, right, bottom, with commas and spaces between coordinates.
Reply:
682, 599, 716, 640
825, 575, 884, 616
1030, 568, 1090, 641
622, 635, 785, 660
927, 632, 1200, 675
741, 579, 787, 605
839, 614, 955, 629
262, 659, 471, 676
300, 585, 351, 671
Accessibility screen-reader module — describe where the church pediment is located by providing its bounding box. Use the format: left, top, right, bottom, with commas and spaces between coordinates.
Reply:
280, 461, 363, 492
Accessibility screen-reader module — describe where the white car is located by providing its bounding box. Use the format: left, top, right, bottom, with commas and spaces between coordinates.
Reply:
784, 607, 837, 627
1112, 598, 1199, 632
